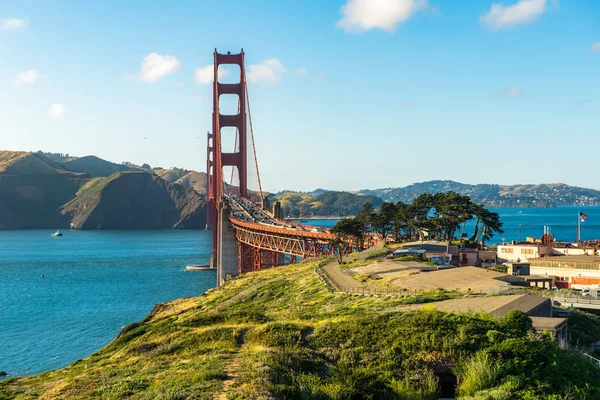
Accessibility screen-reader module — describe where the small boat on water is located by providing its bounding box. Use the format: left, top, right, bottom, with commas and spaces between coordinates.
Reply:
51, 230, 63, 237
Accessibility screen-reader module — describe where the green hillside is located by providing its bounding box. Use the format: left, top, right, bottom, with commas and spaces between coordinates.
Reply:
270, 191, 383, 217
60, 155, 140, 177
2, 260, 598, 399
61, 172, 206, 230
0, 151, 82, 176
0, 150, 207, 230
156, 169, 207, 195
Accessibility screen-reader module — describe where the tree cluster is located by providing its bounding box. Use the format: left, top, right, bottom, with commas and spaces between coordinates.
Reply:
332, 191, 503, 250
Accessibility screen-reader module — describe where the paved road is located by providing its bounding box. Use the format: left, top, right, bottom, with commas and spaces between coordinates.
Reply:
553, 297, 600, 310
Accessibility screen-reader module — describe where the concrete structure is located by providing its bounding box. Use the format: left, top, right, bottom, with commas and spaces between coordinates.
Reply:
216, 203, 239, 285
529, 256, 600, 288
394, 294, 553, 317
458, 249, 478, 266
530, 317, 568, 348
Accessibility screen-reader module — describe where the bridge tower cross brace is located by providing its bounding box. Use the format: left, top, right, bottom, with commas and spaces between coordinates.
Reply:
207, 49, 248, 275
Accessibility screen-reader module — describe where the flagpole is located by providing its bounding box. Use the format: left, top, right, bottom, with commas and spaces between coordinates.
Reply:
577, 211, 580, 243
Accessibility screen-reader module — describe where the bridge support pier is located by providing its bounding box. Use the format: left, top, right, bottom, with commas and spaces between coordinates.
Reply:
217, 201, 239, 286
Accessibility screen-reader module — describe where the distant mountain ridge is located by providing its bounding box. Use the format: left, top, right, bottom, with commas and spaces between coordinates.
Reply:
0, 151, 206, 230
354, 180, 600, 208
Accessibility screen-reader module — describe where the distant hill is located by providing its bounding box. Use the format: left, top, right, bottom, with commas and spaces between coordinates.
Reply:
0, 151, 84, 176
269, 191, 383, 217
0, 150, 206, 230
0, 152, 88, 229
59, 155, 141, 177
356, 180, 600, 208
62, 172, 206, 230
155, 169, 207, 195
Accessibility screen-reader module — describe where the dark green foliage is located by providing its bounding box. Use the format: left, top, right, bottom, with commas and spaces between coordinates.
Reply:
568, 310, 600, 348
269, 190, 383, 218
333, 192, 503, 245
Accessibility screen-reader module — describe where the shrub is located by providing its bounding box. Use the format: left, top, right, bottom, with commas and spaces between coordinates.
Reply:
457, 352, 500, 396
389, 369, 439, 400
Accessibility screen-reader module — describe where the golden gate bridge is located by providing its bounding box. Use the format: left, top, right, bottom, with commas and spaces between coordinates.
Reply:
206, 49, 336, 285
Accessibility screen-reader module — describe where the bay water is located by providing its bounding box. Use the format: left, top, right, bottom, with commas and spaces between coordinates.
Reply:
0, 230, 215, 378
3, 206, 600, 379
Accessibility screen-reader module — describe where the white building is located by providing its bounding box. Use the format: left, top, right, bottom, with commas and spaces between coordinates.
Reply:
497, 244, 552, 263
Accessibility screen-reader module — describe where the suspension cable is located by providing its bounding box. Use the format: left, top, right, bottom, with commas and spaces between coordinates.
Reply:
244, 72, 264, 202
228, 97, 241, 189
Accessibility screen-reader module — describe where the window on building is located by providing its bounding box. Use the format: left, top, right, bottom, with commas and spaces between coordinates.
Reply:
501, 248, 514, 254
521, 248, 534, 255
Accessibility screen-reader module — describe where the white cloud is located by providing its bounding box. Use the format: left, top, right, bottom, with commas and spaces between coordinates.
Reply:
337, 0, 429, 33
501, 87, 523, 96
1, 18, 26, 30
590, 42, 600, 53
193, 96, 203, 104
481, 0, 549, 30
194, 64, 228, 85
48, 103, 66, 118
14, 70, 39, 85
296, 67, 308, 76
246, 59, 285, 83
137, 53, 181, 83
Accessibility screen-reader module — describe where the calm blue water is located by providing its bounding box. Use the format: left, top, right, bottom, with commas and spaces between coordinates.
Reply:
0, 230, 215, 378
309, 206, 600, 244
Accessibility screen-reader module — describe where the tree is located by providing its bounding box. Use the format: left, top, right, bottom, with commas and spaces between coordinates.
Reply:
408, 193, 435, 241
431, 192, 473, 241
332, 217, 366, 251
141, 163, 151, 170
392, 202, 414, 242
471, 204, 503, 246
371, 202, 396, 241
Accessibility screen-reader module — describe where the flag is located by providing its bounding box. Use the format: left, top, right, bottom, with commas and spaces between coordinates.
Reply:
579, 212, 588, 222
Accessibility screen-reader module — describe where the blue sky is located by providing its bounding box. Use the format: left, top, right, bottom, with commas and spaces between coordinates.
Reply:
1, 0, 598, 192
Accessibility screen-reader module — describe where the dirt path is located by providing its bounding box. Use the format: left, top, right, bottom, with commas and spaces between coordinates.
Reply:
216, 329, 246, 400
322, 261, 362, 289
217, 357, 240, 400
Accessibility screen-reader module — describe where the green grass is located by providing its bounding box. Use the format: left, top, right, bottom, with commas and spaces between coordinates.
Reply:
2, 260, 600, 399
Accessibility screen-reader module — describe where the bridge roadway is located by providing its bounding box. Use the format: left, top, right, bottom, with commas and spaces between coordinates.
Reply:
224, 193, 337, 261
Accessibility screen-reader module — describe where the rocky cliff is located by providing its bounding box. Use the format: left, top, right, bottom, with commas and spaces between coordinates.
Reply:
0, 151, 206, 230
61, 172, 206, 230
0, 152, 89, 229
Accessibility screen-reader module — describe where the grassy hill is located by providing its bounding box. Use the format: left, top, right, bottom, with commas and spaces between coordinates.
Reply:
0, 151, 83, 176
270, 191, 383, 217
59, 156, 141, 177
0, 152, 89, 228
2, 259, 598, 399
0, 150, 207, 230
155, 169, 207, 195
61, 172, 206, 229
